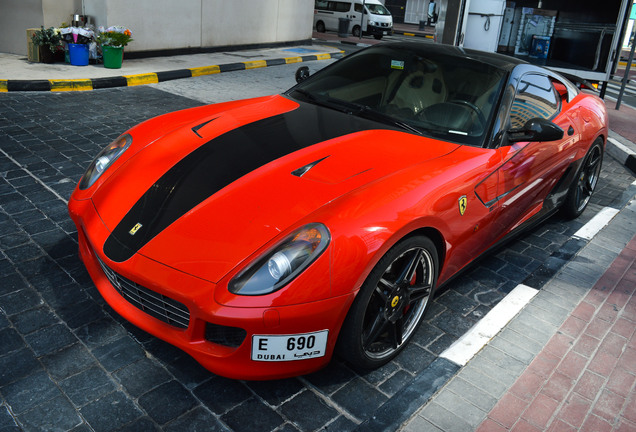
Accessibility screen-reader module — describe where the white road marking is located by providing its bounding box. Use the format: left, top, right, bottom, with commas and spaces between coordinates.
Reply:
0, 147, 70, 204
440, 284, 538, 366
574, 207, 620, 240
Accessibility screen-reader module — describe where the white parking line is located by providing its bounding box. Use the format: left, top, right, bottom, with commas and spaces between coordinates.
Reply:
440, 204, 622, 366
440, 284, 538, 366
574, 207, 620, 240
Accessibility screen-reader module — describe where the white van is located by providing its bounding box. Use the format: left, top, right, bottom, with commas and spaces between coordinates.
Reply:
314, 0, 393, 40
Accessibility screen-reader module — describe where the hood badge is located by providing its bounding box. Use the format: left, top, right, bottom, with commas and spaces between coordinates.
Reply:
129, 223, 143, 235
458, 196, 467, 216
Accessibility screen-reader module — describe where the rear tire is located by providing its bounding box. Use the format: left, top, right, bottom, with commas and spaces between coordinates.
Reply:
337, 236, 438, 370
352, 25, 361, 37
562, 138, 603, 219
316, 21, 326, 33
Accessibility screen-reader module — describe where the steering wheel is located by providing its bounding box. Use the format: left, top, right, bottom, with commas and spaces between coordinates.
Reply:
448, 100, 487, 129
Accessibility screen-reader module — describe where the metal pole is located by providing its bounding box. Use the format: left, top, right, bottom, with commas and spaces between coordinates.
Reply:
616, 38, 635, 110
600, 81, 608, 99
360, 0, 366, 40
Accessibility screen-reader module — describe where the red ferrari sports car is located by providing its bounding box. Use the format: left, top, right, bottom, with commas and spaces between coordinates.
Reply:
69, 43, 607, 380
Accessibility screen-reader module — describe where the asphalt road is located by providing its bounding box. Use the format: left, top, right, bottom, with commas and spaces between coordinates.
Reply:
0, 54, 635, 432
605, 77, 636, 110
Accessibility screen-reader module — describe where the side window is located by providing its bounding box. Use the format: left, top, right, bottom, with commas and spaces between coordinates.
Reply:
354, 3, 363, 12
509, 73, 559, 129
315, 0, 329, 10
334, 2, 352, 12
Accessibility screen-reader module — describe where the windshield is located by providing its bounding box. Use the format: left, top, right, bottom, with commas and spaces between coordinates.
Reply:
367, 4, 390, 15
286, 45, 507, 146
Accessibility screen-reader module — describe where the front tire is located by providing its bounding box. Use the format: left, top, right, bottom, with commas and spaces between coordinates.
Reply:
562, 138, 603, 219
337, 236, 438, 370
374, 34, 383, 40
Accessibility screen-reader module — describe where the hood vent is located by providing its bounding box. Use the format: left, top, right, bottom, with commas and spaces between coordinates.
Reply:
291, 156, 330, 177
191, 118, 218, 138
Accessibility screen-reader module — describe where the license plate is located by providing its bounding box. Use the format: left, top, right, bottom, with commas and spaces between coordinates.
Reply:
383, 31, 388, 35
251, 330, 328, 362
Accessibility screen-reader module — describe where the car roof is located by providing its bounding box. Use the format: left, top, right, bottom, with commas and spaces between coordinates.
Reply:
374, 42, 528, 72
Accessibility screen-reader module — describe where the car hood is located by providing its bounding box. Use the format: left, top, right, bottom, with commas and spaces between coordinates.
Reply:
92, 95, 460, 283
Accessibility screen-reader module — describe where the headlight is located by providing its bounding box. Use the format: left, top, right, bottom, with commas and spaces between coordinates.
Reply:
368, 20, 376, 26
79, 134, 132, 190
229, 223, 330, 296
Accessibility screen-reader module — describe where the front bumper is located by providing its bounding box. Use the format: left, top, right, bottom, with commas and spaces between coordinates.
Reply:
68, 196, 355, 380
366, 25, 393, 36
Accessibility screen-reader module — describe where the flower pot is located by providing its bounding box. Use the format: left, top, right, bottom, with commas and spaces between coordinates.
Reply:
38, 46, 56, 63
102, 45, 124, 69
68, 43, 89, 66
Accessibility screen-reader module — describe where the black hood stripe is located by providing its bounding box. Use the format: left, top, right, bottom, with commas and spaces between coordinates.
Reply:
103, 100, 394, 263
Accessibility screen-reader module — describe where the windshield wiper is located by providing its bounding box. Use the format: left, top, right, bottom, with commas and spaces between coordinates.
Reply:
354, 107, 423, 135
290, 89, 355, 114
291, 91, 424, 135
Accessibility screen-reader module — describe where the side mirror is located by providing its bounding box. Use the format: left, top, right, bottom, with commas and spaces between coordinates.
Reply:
295, 66, 310, 84
507, 118, 564, 143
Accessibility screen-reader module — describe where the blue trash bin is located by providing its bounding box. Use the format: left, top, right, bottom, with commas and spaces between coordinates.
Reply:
68, 43, 89, 66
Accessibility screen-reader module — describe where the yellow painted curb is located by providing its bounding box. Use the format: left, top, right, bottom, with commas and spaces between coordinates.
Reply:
49, 79, 93, 92
404, 32, 415, 36
284, 57, 303, 64
125, 73, 159, 86
243, 60, 268, 69
316, 53, 332, 60
0, 80, 7, 92
190, 65, 220, 77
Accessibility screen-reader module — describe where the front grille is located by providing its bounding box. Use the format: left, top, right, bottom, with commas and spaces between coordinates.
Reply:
205, 323, 247, 348
97, 258, 190, 329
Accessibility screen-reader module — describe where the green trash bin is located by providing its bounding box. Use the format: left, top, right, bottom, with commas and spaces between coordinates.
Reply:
102, 45, 124, 69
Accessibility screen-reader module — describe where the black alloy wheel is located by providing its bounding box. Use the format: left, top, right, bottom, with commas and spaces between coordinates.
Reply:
337, 236, 438, 369
563, 138, 603, 219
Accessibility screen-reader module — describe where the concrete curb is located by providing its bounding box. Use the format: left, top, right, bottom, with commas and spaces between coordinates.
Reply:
401, 183, 636, 431
0, 52, 343, 93
393, 29, 434, 39
608, 130, 636, 175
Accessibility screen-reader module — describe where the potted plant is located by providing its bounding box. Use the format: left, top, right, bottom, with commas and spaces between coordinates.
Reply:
31, 26, 64, 63
97, 26, 133, 69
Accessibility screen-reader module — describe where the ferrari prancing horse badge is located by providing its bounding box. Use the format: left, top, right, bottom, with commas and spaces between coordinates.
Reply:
458, 196, 467, 216
129, 223, 143, 235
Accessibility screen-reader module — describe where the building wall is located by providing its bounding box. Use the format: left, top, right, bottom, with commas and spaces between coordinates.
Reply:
0, 0, 313, 55
43, 0, 82, 27
1, 0, 44, 56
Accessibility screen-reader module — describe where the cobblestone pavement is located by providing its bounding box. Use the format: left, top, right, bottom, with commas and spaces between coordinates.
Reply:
0, 86, 634, 432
